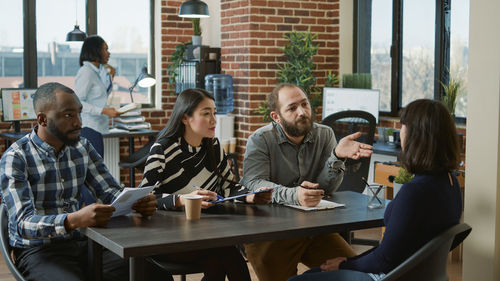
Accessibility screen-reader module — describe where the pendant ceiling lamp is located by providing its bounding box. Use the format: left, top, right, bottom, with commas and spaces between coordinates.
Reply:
66, 0, 86, 41
179, 0, 210, 18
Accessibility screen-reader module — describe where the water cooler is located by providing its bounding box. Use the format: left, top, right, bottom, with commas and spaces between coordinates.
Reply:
205, 74, 234, 143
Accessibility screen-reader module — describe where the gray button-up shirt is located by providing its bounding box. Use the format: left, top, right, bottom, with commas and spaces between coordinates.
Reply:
241, 122, 345, 205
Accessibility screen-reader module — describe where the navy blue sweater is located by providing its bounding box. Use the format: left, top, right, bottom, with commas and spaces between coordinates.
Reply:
339, 173, 462, 274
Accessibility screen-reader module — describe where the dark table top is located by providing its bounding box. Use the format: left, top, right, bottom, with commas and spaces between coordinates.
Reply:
82, 191, 386, 259
373, 141, 401, 157
0, 129, 158, 141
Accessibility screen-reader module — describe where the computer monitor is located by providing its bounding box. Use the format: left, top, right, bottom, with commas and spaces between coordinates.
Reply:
1, 88, 37, 132
322, 87, 380, 123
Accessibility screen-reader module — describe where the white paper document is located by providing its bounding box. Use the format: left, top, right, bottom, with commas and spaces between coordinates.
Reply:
117, 103, 141, 114
285, 199, 345, 211
111, 186, 155, 217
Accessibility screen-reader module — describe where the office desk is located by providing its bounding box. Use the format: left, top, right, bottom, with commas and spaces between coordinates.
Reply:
0, 129, 158, 147
373, 142, 401, 158
82, 191, 386, 281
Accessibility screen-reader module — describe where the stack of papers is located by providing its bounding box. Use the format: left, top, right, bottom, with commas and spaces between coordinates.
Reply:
112, 105, 151, 131
285, 200, 345, 211
114, 122, 151, 131
111, 185, 155, 217
117, 103, 141, 114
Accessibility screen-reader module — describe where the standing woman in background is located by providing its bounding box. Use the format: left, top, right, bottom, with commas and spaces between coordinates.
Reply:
75, 35, 120, 133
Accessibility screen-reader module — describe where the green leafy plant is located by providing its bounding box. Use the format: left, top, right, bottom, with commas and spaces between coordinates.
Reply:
255, 30, 329, 121
325, 71, 340, 88
192, 18, 201, 36
342, 73, 372, 89
394, 167, 414, 184
385, 128, 396, 137
440, 75, 463, 116
167, 41, 190, 87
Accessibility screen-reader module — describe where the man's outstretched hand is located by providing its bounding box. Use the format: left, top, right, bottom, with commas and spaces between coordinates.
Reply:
334, 132, 373, 160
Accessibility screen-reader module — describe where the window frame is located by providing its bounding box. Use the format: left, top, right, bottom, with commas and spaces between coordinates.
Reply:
22, 0, 156, 107
355, 0, 465, 122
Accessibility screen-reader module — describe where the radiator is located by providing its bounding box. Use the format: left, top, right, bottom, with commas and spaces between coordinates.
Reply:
103, 138, 121, 183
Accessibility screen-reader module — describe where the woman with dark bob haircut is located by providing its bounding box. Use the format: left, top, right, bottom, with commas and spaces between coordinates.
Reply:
74, 35, 120, 133
288, 99, 462, 281
142, 88, 273, 281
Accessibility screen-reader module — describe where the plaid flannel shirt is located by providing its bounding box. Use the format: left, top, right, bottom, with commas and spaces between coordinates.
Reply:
0, 128, 122, 248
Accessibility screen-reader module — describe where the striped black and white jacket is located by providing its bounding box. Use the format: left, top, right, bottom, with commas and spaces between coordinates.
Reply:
141, 136, 248, 210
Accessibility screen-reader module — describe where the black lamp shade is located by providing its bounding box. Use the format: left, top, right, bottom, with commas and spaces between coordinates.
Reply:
66, 25, 87, 41
179, 0, 209, 18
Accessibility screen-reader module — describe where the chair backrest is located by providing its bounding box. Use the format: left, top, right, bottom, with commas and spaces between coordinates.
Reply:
321, 110, 376, 193
80, 127, 103, 205
381, 222, 472, 281
226, 153, 240, 182
0, 204, 27, 281
81, 127, 104, 157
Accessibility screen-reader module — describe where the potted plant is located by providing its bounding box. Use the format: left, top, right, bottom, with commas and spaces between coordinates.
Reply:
440, 69, 463, 116
191, 18, 202, 46
167, 41, 190, 91
392, 167, 414, 197
386, 128, 396, 143
255, 30, 337, 121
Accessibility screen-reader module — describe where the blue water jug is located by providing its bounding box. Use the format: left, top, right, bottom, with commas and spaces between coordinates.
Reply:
205, 74, 233, 114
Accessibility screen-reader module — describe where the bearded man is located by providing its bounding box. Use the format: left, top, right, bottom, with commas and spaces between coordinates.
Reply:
241, 83, 373, 281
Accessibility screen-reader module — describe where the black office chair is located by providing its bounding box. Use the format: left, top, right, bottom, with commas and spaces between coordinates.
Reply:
147, 258, 203, 281
321, 110, 376, 193
226, 153, 240, 182
0, 204, 27, 281
381, 222, 471, 281
119, 139, 155, 187
81, 127, 104, 157
80, 127, 104, 205
322, 110, 377, 246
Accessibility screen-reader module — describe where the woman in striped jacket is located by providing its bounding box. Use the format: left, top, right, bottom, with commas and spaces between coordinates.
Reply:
142, 88, 272, 281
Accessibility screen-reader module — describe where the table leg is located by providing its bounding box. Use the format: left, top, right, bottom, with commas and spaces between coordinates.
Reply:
88, 239, 103, 281
129, 136, 135, 187
130, 256, 145, 281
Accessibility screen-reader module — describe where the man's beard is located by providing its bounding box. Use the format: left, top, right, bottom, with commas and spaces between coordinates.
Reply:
47, 120, 80, 146
279, 114, 314, 137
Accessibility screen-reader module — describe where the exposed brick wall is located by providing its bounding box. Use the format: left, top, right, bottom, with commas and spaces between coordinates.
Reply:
219, 0, 341, 165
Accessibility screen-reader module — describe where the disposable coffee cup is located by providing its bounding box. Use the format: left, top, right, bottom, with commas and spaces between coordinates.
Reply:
184, 195, 203, 220
222, 139, 230, 153
229, 137, 237, 153
367, 185, 386, 209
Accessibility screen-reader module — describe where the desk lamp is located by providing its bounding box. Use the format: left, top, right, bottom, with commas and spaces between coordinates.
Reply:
179, 0, 210, 18
129, 67, 156, 103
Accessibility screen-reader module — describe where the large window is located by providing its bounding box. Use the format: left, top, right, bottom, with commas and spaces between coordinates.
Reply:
98, 0, 152, 104
450, 0, 469, 118
0, 0, 23, 85
401, 0, 435, 107
0, 0, 155, 106
364, 0, 469, 118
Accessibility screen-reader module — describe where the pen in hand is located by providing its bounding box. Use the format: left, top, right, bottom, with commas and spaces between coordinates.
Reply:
300, 185, 330, 199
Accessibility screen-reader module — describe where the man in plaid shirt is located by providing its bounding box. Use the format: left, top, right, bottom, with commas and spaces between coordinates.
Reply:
0, 82, 161, 281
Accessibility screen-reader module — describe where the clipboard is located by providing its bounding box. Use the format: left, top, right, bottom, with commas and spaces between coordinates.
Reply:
210, 187, 275, 204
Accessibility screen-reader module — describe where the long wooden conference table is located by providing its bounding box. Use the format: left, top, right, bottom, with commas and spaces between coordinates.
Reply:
82, 191, 387, 281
